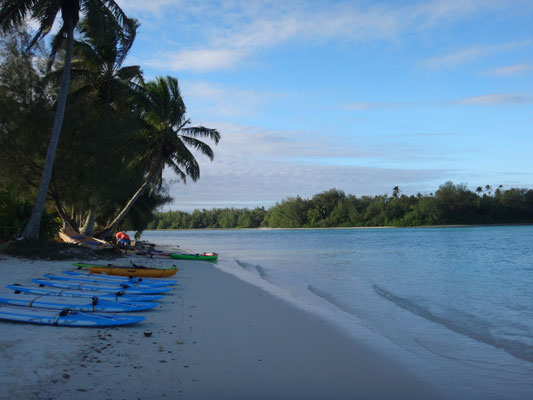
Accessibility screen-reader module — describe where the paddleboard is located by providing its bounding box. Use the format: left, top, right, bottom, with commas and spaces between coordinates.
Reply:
32, 279, 172, 295
42, 274, 170, 289
0, 304, 145, 327
7, 285, 163, 302
0, 293, 159, 312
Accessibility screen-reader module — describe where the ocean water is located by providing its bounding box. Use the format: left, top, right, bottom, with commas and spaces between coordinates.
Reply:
141, 226, 533, 399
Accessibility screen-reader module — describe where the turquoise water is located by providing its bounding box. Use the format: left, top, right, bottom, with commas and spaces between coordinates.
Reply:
141, 226, 533, 399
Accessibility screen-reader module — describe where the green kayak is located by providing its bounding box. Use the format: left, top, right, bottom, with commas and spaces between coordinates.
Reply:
169, 252, 218, 261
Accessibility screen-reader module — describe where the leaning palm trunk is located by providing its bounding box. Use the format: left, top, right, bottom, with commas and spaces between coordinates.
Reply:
22, 23, 75, 239
96, 169, 156, 239
81, 207, 96, 236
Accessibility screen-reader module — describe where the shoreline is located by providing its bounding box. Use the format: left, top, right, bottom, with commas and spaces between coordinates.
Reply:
0, 255, 450, 399
148, 222, 533, 232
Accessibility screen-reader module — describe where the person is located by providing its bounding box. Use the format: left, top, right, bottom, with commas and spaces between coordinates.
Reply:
115, 231, 131, 247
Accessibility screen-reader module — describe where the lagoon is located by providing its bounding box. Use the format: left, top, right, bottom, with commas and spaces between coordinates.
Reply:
143, 226, 533, 399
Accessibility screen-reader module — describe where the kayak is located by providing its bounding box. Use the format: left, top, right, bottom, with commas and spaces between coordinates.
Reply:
73, 262, 179, 278
169, 252, 218, 261
7, 285, 163, 302
0, 304, 145, 327
0, 293, 159, 313
42, 274, 171, 289
32, 279, 173, 295
62, 270, 176, 286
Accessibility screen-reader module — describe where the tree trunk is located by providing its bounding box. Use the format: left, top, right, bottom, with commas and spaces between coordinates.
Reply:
52, 196, 79, 232
96, 169, 156, 238
22, 23, 75, 239
81, 208, 96, 236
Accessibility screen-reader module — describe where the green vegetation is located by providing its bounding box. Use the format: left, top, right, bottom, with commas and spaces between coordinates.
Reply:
0, 188, 60, 241
0, 8, 220, 242
0, 0, 133, 239
149, 183, 533, 229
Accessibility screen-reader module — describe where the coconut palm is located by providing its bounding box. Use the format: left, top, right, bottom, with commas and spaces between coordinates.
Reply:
52, 12, 142, 234
0, 0, 130, 238
69, 11, 142, 111
98, 76, 221, 237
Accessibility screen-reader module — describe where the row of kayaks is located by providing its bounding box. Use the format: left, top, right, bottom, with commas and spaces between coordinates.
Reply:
1, 246, 218, 327
0, 266, 179, 327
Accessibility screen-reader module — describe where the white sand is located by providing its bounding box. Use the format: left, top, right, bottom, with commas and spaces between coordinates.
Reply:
0, 255, 444, 400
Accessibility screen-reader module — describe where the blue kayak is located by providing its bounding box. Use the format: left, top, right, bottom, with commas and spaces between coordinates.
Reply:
0, 304, 145, 327
32, 279, 172, 295
7, 285, 163, 302
0, 293, 159, 313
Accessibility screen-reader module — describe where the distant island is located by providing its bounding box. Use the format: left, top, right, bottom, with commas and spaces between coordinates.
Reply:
148, 182, 533, 230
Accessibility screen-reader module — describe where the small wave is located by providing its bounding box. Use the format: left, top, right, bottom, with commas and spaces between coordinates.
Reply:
234, 259, 270, 281
374, 285, 533, 364
255, 265, 269, 279
234, 259, 255, 272
307, 284, 356, 316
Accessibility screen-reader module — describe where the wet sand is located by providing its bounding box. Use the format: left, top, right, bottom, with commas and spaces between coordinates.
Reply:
0, 255, 444, 399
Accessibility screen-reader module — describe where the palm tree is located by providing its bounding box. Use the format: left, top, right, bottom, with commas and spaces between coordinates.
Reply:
69, 11, 142, 111
0, 0, 130, 238
55, 12, 142, 235
97, 76, 221, 238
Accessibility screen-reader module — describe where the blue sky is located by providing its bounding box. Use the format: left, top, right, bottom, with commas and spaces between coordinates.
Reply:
114, 0, 533, 211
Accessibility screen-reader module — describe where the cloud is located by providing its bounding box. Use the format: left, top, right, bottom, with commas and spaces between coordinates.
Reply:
159, 121, 460, 210
421, 40, 531, 69
485, 64, 532, 76
165, 159, 446, 211
136, 0, 530, 72
344, 102, 377, 110
181, 81, 284, 118
145, 48, 247, 72
343, 101, 409, 110
115, 0, 179, 15
455, 93, 530, 105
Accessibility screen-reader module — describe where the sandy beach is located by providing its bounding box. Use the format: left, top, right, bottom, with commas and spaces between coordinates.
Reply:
0, 254, 445, 400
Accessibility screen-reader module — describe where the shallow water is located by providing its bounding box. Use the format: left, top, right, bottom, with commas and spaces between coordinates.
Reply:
142, 226, 533, 399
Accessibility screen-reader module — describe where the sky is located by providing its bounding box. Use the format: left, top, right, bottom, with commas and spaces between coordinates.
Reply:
113, 0, 533, 211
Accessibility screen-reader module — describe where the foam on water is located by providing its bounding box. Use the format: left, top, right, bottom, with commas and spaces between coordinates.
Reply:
142, 227, 533, 399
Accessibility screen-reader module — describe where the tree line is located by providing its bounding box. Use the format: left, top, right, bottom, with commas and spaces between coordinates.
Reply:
0, 2, 220, 242
149, 183, 533, 229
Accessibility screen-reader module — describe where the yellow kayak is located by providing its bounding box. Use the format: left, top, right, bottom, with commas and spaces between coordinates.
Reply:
89, 266, 178, 277
73, 263, 179, 278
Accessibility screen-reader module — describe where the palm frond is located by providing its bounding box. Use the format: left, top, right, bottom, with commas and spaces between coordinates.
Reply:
116, 65, 142, 82
97, 0, 128, 28
171, 140, 201, 181
0, 0, 38, 33
115, 17, 138, 66
179, 136, 215, 160
181, 126, 221, 144
29, 1, 62, 49
72, 39, 104, 70
166, 159, 188, 182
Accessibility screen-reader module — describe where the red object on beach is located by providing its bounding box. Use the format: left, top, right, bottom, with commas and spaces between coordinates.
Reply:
115, 232, 130, 240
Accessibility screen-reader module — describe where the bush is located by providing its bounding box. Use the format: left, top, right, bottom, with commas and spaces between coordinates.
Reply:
0, 189, 61, 241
